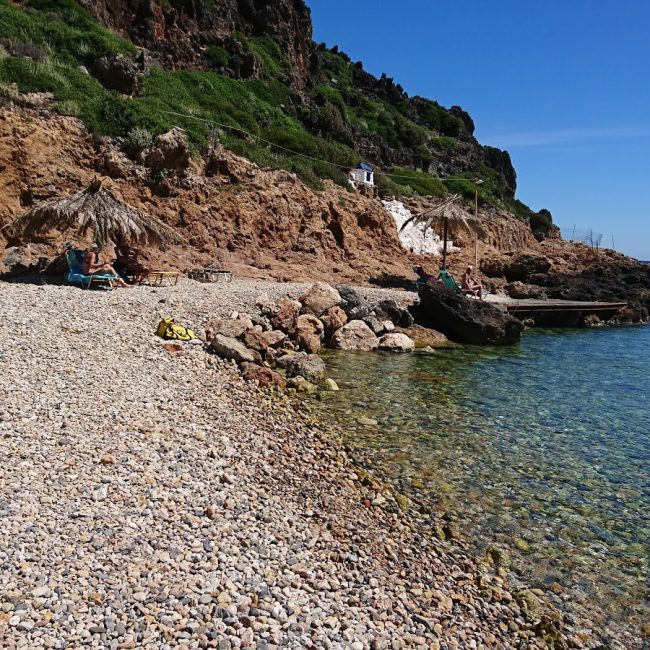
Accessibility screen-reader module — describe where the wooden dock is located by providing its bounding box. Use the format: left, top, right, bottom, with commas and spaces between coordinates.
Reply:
489, 298, 628, 326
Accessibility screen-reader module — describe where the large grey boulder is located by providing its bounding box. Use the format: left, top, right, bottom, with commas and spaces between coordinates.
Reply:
331, 320, 379, 351
204, 319, 249, 340
416, 284, 523, 345
207, 335, 256, 363
336, 285, 371, 320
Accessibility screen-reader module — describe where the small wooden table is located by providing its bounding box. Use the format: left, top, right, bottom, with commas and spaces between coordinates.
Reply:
141, 270, 182, 286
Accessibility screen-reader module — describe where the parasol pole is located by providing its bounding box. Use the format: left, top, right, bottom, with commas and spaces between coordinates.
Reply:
442, 217, 448, 270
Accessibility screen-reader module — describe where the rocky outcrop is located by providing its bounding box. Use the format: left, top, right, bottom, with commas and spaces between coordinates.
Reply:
92, 53, 145, 95
416, 284, 523, 345
143, 128, 191, 173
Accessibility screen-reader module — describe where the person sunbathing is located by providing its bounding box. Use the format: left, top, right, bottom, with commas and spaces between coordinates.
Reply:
83, 243, 132, 288
461, 265, 483, 300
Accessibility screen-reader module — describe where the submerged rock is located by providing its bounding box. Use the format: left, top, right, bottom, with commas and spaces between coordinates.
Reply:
417, 284, 523, 345
283, 353, 326, 382
378, 332, 415, 351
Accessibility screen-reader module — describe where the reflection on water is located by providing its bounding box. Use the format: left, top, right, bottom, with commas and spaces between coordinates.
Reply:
316, 326, 649, 636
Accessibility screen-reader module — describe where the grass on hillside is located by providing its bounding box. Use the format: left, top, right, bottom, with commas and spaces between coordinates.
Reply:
0, 0, 532, 212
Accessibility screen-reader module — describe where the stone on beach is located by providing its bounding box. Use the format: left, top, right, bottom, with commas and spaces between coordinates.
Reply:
299, 282, 341, 316
294, 313, 324, 353
331, 320, 379, 351
208, 333, 256, 363
204, 318, 250, 340
320, 305, 348, 337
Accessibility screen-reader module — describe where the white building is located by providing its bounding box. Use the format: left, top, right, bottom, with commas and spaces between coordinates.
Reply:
349, 162, 374, 188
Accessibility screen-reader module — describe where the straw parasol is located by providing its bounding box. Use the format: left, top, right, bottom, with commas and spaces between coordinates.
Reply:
400, 194, 485, 268
5, 178, 179, 247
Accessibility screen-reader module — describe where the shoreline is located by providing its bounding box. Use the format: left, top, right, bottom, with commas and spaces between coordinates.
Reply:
0, 279, 639, 649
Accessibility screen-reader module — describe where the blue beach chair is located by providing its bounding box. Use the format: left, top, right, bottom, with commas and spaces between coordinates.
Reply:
64, 247, 118, 289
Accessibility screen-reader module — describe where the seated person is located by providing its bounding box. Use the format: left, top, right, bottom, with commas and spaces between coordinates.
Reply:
413, 265, 437, 287
83, 243, 131, 288
461, 265, 483, 300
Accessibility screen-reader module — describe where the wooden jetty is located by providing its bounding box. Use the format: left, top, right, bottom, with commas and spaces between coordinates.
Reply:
490, 298, 628, 326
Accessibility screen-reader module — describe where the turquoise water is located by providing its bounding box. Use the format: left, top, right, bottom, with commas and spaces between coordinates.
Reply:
316, 326, 649, 638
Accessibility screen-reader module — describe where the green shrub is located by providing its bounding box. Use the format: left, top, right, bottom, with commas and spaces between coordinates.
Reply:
125, 126, 153, 150
387, 167, 447, 198
205, 45, 229, 68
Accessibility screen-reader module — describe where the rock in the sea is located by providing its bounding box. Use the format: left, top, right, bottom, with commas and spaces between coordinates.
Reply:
295, 314, 324, 353
323, 378, 339, 391
320, 305, 348, 337
396, 324, 453, 348
299, 282, 341, 316
207, 334, 256, 363
378, 332, 415, 351
331, 320, 379, 351
240, 363, 286, 389
268, 299, 301, 335
283, 353, 326, 382
204, 319, 249, 340
417, 284, 523, 345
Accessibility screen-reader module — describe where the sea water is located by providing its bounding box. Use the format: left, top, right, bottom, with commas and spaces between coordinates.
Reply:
316, 325, 649, 638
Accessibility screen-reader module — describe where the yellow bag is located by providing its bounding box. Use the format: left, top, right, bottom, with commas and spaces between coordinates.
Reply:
156, 317, 196, 342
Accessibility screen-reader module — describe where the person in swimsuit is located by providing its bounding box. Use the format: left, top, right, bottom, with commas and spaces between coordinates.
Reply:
461, 265, 483, 300
83, 243, 131, 288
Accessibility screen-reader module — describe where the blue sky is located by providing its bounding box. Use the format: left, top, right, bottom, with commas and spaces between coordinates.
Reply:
309, 0, 650, 259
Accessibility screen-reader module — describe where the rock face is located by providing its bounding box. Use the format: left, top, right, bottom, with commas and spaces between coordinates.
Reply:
295, 313, 324, 354
299, 282, 341, 316
378, 333, 415, 351
92, 53, 144, 95
207, 334, 256, 363
417, 284, 523, 345
331, 320, 379, 351
283, 353, 326, 382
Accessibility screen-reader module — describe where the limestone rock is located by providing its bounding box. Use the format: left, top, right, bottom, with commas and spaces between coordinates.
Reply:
378, 332, 415, 351
295, 313, 324, 353
331, 320, 379, 351
299, 282, 341, 316
320, 305, 347, 337
207, 334, 255, 364
283, 353, 326, 382
417, 284, 523, 345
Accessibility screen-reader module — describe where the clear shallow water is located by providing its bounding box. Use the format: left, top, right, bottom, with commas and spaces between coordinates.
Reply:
315, 326, 649, 636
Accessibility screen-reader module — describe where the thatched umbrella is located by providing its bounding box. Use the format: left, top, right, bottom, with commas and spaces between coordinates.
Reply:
5, 178, 179, 247
400, 194, 484, 269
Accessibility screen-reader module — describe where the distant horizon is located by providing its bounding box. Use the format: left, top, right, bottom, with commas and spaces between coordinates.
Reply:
309, 0, 650, 261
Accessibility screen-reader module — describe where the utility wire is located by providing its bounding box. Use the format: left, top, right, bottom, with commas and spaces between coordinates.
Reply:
159, 109, 480, 184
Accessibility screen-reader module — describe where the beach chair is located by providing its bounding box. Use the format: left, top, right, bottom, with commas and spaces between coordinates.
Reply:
438, 269, 463, 293
64, 248, 118, 289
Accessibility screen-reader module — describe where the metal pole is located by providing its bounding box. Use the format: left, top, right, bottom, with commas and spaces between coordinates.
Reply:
474, 187, 479, 269
442, 218, 448, 270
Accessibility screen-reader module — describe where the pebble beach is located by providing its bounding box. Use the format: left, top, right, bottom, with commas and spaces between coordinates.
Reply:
0, 279, 615, 649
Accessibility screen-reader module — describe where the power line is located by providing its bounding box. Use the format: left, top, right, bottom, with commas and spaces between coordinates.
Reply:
159, 109, 479, 185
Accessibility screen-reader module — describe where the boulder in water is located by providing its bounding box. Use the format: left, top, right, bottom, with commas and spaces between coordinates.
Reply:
416, 284, 523, 345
